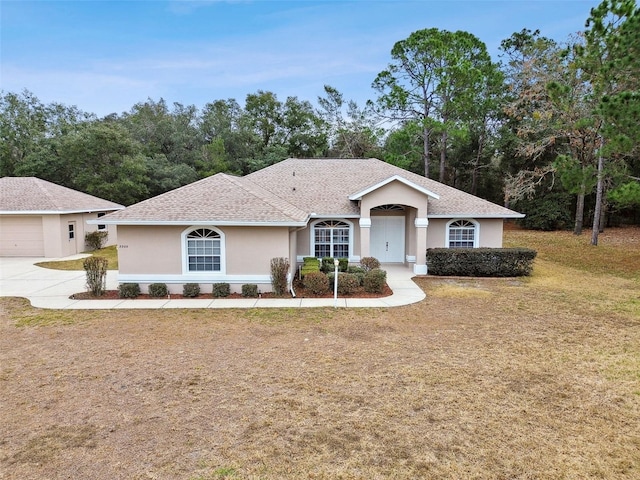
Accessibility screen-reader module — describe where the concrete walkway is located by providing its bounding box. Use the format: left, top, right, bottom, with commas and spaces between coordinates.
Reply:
0, 257, 425, 309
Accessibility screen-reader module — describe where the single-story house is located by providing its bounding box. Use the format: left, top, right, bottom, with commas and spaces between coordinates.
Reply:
94, 158, 523, 294
0, 177, 124, 257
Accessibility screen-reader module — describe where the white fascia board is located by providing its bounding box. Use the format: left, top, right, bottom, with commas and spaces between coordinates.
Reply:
428, 213, 525, 219
1, 207, 124, 215
348, 175, 440, 201
308, 213, 361, 219
88, 219, 309, 227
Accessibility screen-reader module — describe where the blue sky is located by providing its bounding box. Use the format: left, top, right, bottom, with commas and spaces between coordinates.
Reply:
1, 0, 601, 118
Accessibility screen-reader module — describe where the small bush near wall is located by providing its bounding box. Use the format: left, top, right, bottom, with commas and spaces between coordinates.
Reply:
85, 231, 108, 251
360, 257, 381, 272
321, 257, 350, 273
426, 248, 537, 277
148, 283, 168, 298
242, 284, 259, 298
118, 283, 140, 299
347, 266, 366, 285
303, 272, 330, 295
338, 258, 349, 272
183, 283, 201, 298
363, 269, 387, 293
83, 256, 109, 296
270, 257, 290, 296
212, 283, 231, 298
337, 273, 360, 295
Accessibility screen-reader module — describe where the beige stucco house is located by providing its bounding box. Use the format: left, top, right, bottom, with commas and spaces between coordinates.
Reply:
96, 158, 523, 294
0, 177, 124, 257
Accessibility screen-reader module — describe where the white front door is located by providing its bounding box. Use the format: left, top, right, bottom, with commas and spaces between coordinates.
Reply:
370, 216, 405, 262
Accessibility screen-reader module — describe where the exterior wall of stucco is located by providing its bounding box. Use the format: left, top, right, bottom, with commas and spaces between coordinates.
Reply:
0, 211, 117, 257
360, 181, 429, 217
117, 224, 290, 293
426, 218, 504, 248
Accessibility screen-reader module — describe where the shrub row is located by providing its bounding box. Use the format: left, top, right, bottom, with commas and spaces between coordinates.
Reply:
114, 282, 259, 299
303, 268, 387, 295
426, 248, 537, 277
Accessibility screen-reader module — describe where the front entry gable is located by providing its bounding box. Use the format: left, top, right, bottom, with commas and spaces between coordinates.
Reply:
350, 176, 434, 217
348, 175, 439, 204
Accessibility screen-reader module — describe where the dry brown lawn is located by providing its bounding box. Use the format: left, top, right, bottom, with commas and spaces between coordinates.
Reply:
1, 227, 639, 479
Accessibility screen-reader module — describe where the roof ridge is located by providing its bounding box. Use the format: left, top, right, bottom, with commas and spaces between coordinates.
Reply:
34, 178, 61, 210
222, 174, 307, 221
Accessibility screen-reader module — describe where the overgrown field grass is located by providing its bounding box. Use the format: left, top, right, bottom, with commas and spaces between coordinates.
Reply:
1, 227, 639, 479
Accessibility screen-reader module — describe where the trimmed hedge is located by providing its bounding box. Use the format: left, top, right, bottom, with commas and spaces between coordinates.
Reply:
363, 268, 387, 293
303, 271, 330, 295
327, 272, 360, 295
300, 257, 320, 278
118, 283, 140, 299
321, 257, 349, 273
183, 283, 201, 298
360, 257, 381, 272
242, 284, 259, 298
426, 248, 537, 277
148, 283, 168, 298
212, 283, 231, 298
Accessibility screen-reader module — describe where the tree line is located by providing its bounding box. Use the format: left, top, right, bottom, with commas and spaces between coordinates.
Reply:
1, 0, 638, 242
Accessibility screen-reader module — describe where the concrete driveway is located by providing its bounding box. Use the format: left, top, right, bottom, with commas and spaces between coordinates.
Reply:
0, 255, 119, 309
0, 257, 425, 309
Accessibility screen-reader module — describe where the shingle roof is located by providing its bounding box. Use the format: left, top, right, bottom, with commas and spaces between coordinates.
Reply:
99, 173, 308, 224
247, 158, 521, 218
0, 177, 124, 213
100, 158, 521, 225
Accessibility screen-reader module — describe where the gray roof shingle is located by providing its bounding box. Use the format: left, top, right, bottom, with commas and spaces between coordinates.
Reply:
99, 158, 522, 224
100, 173, 309, 224
0, 177, 124, 213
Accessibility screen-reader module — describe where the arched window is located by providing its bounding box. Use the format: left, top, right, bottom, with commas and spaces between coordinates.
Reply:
184, 228, 222, 272
313, 220, 351, 258
447, 219, 477, 248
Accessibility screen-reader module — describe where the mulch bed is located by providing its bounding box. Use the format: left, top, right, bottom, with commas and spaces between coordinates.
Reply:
71, 284, 393, 300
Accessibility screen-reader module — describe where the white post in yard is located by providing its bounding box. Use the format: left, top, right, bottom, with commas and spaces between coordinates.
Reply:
333, 258, 339, 308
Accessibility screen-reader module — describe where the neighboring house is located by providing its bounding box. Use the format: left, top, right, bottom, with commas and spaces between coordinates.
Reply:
96, 158, 523, 294
0, 177, 124, 257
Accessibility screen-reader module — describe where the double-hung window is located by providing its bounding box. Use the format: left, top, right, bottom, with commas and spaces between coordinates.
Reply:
186, 228, 221, 271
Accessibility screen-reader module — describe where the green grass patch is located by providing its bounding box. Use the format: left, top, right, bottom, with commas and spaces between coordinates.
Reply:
35, 245, 118, 270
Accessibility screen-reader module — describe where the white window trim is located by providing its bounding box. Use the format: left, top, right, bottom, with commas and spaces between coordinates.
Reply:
445, 218, 479, 248
310, 219, 354, 259
181, 226, 226, 275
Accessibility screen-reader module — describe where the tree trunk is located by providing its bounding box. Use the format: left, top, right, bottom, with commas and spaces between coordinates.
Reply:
423, 127, 430, 178
591, 152, 605, 246
439, 129, 447, 183
574, 184, 586, 235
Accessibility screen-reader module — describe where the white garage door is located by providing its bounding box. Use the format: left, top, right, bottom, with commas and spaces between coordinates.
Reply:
0, 216, 45, 256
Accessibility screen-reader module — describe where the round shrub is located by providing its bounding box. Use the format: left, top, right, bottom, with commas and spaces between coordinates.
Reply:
241, 284, 259, 298
148, 283, 168, 298
118, 283, 140, 299
360, 256, 381, 272
183, 283, 200, 298
303, 271, 330, 295
337, 272, 360, 295
212, 282, 231, 298
363, 268, 387, 293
